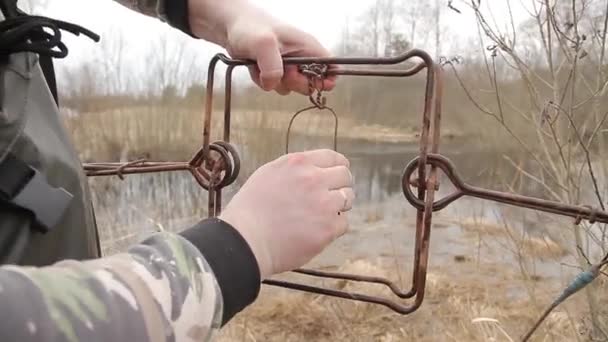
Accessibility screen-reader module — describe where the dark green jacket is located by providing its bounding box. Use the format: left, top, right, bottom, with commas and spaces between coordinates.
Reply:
0, 8, 99, 265
0, 0, 192, 266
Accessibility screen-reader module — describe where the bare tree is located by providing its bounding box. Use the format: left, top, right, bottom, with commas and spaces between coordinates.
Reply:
381, 0, 397, 56
390, 0, 437, 50
343, 0, 403, 57
143, 32, 202, 99
447, 0, 608, 339
95, 27, 128, 95
435, 0, 442, 58
399, 1, 430, 45
365, 1, 382, 57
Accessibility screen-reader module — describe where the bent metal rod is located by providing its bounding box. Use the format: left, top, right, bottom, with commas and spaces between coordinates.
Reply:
82, 49, 608, 315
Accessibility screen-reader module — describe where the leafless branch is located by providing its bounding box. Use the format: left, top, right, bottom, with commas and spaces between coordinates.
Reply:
550, 102, 606, 211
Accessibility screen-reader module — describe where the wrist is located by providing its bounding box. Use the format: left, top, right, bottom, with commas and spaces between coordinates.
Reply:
178, 217, 261, 325
160, 0, 194, 37
219, 209, 273, 279
188, 0, 249, 46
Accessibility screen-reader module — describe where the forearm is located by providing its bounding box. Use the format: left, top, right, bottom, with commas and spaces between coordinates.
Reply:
0, 218, 260, 341
112, 0, 192, 36
111, 0, 254, 46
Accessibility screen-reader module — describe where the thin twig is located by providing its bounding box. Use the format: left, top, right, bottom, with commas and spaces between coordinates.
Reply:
598, 1, 608, 85
503, 155, 563, 200
447, 32, 560, 190
490, 56, 506, 123
573, 81, 608, 109
546, 109, 578, 192
523, 257, 608, 341
551, 103, 606, 211
444, 62, 495, 116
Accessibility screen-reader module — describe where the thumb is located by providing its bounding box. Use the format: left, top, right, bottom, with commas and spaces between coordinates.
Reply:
252, 33, 284, 91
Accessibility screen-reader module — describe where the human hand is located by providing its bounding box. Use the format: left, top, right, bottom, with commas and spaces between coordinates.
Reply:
188, 0, 337, 95
218, 149, 355, 279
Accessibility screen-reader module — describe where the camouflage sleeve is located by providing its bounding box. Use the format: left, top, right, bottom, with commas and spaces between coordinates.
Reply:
0, 218, 262, 342
113, 0, 168, 19
113, 0, 193, 36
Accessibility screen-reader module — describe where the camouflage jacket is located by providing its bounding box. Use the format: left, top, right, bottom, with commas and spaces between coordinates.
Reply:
0, 218, 262, 342
115, 0, 194, 36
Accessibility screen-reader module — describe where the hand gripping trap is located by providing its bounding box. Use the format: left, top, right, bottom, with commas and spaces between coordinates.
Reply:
83, 49, 608, 317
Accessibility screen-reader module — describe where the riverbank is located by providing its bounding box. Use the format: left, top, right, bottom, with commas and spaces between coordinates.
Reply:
64, 107, 463, 163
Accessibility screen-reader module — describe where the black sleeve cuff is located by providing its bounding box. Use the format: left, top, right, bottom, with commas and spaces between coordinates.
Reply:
163, 0, 196, 38
179, 217, 261, 325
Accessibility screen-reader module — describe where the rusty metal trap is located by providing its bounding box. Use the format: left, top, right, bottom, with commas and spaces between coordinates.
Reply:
83, 49, 608, 317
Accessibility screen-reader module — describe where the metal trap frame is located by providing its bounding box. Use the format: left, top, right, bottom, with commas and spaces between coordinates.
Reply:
84, 48, 608, 316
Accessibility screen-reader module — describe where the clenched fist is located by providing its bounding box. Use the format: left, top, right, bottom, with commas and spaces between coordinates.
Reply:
219, 149, 355, 279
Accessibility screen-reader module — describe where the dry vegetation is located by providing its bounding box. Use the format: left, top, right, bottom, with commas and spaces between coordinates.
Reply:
216, 258, 587, 342
64, 107, 426, 163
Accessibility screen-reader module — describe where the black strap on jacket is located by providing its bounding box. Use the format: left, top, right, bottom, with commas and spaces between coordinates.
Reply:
0, 0, 100, 105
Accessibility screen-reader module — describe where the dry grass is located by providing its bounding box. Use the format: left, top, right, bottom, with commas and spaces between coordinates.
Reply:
364, 207, 385, 224
520, 236, 569, 260
64, 106, 430, 164
216, 258, 582, 342
458, 217, 506, 236
457, 217, 568, 260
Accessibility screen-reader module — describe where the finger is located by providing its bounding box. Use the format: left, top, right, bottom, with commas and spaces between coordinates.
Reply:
275, 82, 291, 96
323, 64, 340, 91
312, 67, 337, 93
247, 57, 292, 96
247, 65, 263, 89
277, 27, 338, 93
252, 33, 284, 91
282, 65, 311, 95
321, 75, 337, 92
248, 64, 292, 96
299, 149, 349, 168
333, 210, 349, 239
281, 64, 338, 95
321, 166, 353, 190
279, 63, 339, 96
328, 187, 355, 212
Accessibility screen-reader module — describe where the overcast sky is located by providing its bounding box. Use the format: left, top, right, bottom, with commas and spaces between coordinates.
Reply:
27, 0, 529, 58
15, 0, 529, 92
